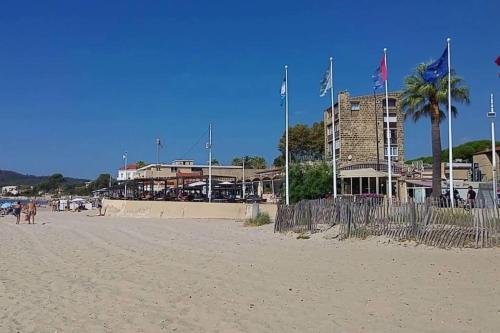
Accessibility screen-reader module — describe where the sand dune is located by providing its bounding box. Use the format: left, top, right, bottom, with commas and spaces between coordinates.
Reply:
0, 210, 499, 332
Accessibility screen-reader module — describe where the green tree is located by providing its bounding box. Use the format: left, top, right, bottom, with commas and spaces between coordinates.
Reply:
274, 122, 324, 167
38, 173, 65, 193
93, 173, 113, 190
231, 156, 267, 169
407, 140, 500, 165
136, 160, 146, 168
211, 159, 220, 166
401, 65, 470, 197
289, 162, 332, 203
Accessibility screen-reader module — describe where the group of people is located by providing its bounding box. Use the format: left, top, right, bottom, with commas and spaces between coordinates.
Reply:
12, 200, 37, 224
441, 186, 477, 208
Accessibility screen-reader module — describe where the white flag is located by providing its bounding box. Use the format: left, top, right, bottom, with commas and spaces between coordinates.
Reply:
320, 65, 332, 97
280, 76, 286, 106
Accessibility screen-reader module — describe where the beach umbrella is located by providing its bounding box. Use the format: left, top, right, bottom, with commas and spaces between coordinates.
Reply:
0, 202, 12, 209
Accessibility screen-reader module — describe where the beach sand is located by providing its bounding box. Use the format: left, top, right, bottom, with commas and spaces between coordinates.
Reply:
0, 210, 499, 332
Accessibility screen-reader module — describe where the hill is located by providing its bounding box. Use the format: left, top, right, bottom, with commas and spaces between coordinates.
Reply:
406, 140, 500, 164
0, 170, 88, 187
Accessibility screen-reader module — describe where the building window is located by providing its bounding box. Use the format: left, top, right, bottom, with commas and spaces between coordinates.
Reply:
171, 167, 178, 172
351, 102, 360, 111
384, 129, 397, 145
383, 122, 397, 129
384, 146, 398, 157
327, 124, 332, 135
383, 98, 397, 109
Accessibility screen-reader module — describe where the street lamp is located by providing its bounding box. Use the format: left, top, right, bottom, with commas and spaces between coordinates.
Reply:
123, 151, 128, 200
487, 93, 496, 204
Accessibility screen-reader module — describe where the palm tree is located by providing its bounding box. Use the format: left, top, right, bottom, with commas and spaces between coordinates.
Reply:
401, 64, 470, 197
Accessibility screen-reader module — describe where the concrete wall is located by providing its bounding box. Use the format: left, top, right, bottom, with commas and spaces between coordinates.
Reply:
103, 199, 277, 221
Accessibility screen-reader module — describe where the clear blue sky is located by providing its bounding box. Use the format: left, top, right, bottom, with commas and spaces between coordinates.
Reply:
1, 0, 499, 179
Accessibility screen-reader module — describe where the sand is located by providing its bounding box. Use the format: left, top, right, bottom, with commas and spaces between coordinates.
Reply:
0, 210, 499, 333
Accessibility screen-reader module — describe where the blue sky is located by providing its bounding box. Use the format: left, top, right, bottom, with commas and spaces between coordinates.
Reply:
0, 0, 499, 179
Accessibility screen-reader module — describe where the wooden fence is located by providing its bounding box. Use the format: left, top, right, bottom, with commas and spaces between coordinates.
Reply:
274, 198, 500, 248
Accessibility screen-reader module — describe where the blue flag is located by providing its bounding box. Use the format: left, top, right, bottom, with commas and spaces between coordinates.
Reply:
423, 47, 449, 83
372, 55, 387, 90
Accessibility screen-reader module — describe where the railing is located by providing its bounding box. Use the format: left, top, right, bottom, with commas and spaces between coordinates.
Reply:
274, 197, 500, 248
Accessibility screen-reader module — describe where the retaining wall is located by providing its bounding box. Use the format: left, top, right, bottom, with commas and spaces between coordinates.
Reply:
103, 199, 277, 221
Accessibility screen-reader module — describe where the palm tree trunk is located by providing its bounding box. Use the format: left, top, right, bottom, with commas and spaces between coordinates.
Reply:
430, 103, 442, 197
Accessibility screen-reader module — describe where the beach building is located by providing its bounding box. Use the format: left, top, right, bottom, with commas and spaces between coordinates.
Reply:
117, 163, 139, 181
116, 160, 282, 201
1, 185, 19, 195
323, 91, 405, 197
472, 147, 500, 182
135, 160, 265, 180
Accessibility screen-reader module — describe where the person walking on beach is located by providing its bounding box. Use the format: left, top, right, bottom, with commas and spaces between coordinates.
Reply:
467, 186, 476, 209
27, 200, 37, 224
13, 201, 22, 224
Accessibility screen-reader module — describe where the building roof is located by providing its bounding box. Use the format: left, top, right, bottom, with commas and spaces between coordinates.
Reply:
339, 168, 388, 178
138, 163, 244, 171
473, 146, 500, 155
406, 179, 433, 187
119, 163, 140, 171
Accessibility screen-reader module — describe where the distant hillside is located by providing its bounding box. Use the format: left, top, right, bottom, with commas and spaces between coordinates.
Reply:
406, 140, 500, 164
0, 170, 88, 187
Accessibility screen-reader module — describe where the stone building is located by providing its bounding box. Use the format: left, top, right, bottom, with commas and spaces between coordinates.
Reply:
472, 147, 500, 182
323, 91, 405, 197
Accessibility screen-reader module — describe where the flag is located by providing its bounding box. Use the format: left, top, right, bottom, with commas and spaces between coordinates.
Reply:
319, 65, 332, 97
156, 138, 163, 148
423, 47, 449, 83
280, 76, 286, 106
372, 55, 387, 90
495, 56, 500, 67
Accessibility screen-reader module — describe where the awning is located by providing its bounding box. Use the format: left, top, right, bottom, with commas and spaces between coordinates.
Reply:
188, 181, 206, 187
339, 168, 388, 178
405, 179, 432, 187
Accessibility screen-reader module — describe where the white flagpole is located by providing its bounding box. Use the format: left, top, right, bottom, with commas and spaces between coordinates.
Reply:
329, 57, 337, 198
123, 151, 128, 200
208, 123, 213, 203
285, 65, 290, 206
446, 38, 454, 208
242, 157, 246, 199
490, 93, 497, 202
383, 48, 393, 201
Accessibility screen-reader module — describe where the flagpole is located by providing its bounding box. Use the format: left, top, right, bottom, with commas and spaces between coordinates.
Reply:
383, 48, 393, 201
156, 138, 160, 181
208, 123, 213, 203
489, 93, 496, 204
446, 38, 454, 208
329, 57, 337, 198
242, 157, 246, 200
285, 65, 290, 206
123, 151, 128, 200
374, 89, 380, 171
